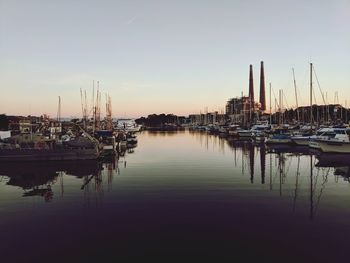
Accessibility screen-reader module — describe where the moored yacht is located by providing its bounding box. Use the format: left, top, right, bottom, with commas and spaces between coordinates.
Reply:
290, 125, 314, 146
309, 128, 349, 149
265, 127, 292, 145
314, 128, 350, 153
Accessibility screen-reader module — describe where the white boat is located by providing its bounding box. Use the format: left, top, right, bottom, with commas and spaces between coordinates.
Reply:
127, 125, 142, 132
315, 139, 350, 153
236, 121, 271, 138
309, 128, 349, 149
254, 131, 265, 143
265, 134, 292, 144
251, 122, 270, 132
291, 135, 311, 146
237, 130, 253, 138
290, 125, 315, 146
228, 125, 241, 136
126, 133, 138, 145
115, 119, 142, 132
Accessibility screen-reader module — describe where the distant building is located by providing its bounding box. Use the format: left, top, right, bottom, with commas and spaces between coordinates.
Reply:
225, 96, 253, 124
189, 112, 226, 125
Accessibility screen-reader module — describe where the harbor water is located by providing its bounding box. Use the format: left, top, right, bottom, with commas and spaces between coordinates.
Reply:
1, 130, 350, 262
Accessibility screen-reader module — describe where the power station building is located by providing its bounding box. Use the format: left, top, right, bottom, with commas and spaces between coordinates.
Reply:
226, 61, 267, 125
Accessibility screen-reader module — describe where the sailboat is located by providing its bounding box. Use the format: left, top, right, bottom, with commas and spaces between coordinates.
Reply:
314, 134, 350, 153
291, 63, 314, 146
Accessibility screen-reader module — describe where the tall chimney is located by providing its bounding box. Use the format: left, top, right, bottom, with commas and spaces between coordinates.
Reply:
259, 61, 266, 111
249, 64, 254, 110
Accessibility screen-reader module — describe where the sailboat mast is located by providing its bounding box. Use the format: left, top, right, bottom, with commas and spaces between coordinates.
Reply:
346, 100, 348, 124
269, 83, 272, 125
310, 63, 313, 127
292, 68, 299, 122
57, 96, 61, 122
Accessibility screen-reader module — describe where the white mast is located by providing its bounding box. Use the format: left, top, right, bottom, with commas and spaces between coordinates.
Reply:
292, 68, 299, 122
269, 83, 272, 125
310, 63, 313, 127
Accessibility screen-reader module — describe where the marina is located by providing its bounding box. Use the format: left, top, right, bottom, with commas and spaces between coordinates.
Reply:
1, 130, 350, 262
1, 1, 350, 262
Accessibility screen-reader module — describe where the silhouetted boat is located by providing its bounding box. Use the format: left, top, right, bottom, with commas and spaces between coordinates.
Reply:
0, 136, 99, 161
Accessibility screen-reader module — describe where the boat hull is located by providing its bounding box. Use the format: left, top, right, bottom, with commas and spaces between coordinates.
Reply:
237, 131, 253, 138
291, 137, 310, 146
315, 139, 350, 153
309, 140, 321, 149
0, 148, 98, 162
254, 135, 265, 143
265, 138, 292, 144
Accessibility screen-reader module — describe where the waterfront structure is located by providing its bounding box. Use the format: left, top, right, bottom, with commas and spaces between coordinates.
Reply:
225, 62, 267, 126
225, 96, 252, 125
189, 112, 226, 125
249, 64, 254, 112
259, 61, 266, 111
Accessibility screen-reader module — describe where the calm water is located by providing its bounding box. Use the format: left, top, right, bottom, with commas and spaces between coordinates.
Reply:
1, 130, 350, 262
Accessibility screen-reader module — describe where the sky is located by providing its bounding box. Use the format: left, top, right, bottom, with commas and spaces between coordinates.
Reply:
0, 0, 349, 118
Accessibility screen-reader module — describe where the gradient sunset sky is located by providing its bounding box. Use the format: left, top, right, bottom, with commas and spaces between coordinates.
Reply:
1, 0, 349, 118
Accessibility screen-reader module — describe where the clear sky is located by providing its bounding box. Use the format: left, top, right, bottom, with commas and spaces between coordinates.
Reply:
0, 0, 349, 118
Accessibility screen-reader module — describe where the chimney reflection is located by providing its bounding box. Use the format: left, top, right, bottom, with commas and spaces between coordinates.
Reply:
249, 144, 255, 184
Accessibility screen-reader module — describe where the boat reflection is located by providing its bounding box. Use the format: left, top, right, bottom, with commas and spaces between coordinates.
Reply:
0, 153, 129, 201
316, 154, 350, 183
0, 160, 103, 200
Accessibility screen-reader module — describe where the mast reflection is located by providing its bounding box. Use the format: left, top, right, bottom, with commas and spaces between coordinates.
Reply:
260, 144, 266, 184
225, 136, 342, 220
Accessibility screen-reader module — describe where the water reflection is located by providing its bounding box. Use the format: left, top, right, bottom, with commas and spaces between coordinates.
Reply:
315, 153, 350, 183
1, 131, 350, 262
188, 132, 350, 220
0, 132, 349, 218
0, 152, 134, 203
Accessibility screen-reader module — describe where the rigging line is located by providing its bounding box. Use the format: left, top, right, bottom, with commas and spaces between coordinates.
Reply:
282, 90, 290, 109
312, 84, 318, 105
292, 68, 299, 108
299, 67, 310, 106
312, 65, 327, 105
271, 87, 280, 108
